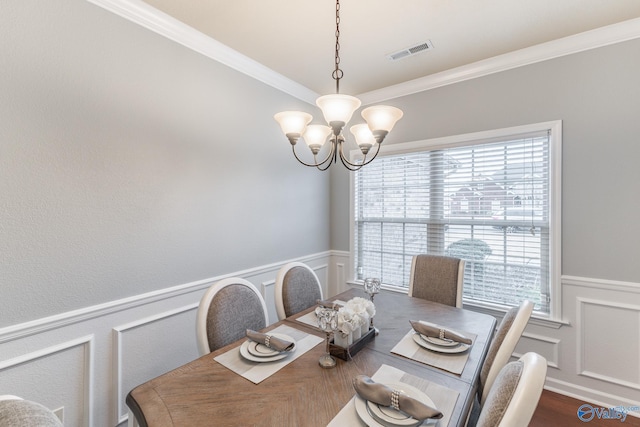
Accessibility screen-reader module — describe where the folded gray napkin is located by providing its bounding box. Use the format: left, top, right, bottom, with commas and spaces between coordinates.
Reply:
410, 320, 472, 345
245, 330, 295, 352
353, 375, 443, 421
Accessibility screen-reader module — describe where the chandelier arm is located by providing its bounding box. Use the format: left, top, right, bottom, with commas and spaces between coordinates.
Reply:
315, 141, 339, 170
338, 153, 365, 171
315, 155, 334, 171
336, 140, 368, 171
291, 141, 335, 168
337, 139, 383, 169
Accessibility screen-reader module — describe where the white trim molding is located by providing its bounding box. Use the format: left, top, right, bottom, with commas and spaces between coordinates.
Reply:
112, 305, 198, 425
330, 250, 350, 296
576, 297, 640, 391
359, 18, 640, 104
86, 0, 318, 104
0, 251, 332, 345
512, 332, 560, 369
260, 279, 276, 294
2, 252, 640, 425
86, 0, 640, 105
545, 377, 640, 418
349, 120, 563, 321
0, 336, 95, 427
564, 275, 640, 294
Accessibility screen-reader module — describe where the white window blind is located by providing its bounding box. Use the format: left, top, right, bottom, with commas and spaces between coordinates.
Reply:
354, 128, 554, 314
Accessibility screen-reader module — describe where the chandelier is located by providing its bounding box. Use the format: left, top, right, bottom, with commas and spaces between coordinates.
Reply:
274, 0, 403, 171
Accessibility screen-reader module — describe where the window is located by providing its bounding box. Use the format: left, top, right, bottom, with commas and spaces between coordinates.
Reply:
352, 121, 561, 318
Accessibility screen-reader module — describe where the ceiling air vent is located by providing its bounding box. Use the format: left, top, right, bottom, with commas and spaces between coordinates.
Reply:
387, 40, 434, 61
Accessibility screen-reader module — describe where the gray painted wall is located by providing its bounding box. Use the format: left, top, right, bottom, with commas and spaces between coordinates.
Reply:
1, 0, 330, 327
2, 2, 639, 422
331, 38, 640, 284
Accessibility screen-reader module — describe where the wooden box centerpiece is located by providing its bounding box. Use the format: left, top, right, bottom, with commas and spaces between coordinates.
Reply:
329, 327, 376, 361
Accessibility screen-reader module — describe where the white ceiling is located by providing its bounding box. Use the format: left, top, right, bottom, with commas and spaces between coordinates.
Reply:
138, 0, 640, 99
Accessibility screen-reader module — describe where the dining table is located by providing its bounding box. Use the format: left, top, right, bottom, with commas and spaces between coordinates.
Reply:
126, 287, 497, 427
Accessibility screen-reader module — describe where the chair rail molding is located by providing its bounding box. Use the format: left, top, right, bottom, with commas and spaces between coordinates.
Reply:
2, 255, 640, 426
0, 251, 333, 344
563, 275, 640, 293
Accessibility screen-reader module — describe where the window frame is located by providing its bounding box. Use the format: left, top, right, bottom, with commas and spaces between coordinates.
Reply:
348, 120, 562, 321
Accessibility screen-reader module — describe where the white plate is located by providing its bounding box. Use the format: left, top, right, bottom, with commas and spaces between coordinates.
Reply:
354, 382, 437, 426
421, 335, 461, 348
247, 341, 280, 357
412, 333, 470, 354
239, 333, 296, 362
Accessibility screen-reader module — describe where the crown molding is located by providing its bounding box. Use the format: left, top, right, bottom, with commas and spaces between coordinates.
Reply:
88, 0, 640, 106
358, 17, 640, 104
87, 0, 319, 104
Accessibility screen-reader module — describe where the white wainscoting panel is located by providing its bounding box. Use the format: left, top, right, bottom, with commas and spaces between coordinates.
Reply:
560, 277, 640, 409
3, 253, 640, 426
0, 252, 332, 427
317, 263, 329, 296
576, 297, 640, 390
0, 336, 94, 427
113, 305, 199, 425
513, 332, 560, 368
330, 250, 350, 296
260, 279, 277, 324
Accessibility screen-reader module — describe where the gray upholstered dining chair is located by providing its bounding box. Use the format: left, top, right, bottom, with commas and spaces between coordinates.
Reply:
0, 396, 63, 427
473, 352, 547, 427
196, 277, 269, 355
408, 254, 465, 307
274, 262, 323, 320
478, 300, 534, 405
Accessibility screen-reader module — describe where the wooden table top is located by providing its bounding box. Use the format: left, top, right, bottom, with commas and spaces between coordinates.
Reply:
127, 288, 496, 427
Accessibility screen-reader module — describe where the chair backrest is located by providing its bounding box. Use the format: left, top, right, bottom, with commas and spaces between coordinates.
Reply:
408, 254, 465, 307
476, 352, 547, 427
0, 396, 63, 427
196, 277, 268, 355
479, 300, 534, 405
274, 262, 323, 320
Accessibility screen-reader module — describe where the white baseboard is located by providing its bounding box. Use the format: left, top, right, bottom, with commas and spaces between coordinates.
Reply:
545, 377, 640, 419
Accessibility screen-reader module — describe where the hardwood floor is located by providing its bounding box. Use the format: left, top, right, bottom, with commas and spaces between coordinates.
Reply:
530, 390, 640, 426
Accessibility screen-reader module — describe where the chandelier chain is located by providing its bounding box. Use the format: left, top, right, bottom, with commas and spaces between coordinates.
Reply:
332, 0, 343, 93
273, 0, 403, 172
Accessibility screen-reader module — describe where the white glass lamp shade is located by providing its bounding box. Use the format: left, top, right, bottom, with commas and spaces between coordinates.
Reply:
350, 123, 376, 154
274, 111, 313, 137
303, 125, 332, 153
361, 105, 404, 132
316, 94, 362, 125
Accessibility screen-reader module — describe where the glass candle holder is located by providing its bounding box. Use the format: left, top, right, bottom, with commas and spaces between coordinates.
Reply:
364, 277, 381, 303
315, 306, 339, 368
363, 278, 381, 335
